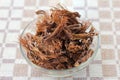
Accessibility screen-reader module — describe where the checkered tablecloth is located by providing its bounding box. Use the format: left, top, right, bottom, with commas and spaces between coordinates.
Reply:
0, 0, 120, 80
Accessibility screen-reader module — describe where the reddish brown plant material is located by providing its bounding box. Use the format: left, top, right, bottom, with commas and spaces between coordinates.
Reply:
19, 7, 98, 70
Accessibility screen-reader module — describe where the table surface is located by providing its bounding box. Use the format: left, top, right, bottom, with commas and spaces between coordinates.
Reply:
0, 0, 120, 80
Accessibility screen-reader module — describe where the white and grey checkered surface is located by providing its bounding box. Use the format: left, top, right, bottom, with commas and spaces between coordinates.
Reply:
0, 0, 120, 80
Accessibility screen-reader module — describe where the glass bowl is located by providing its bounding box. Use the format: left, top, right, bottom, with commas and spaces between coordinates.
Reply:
20, 19, 99, 77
